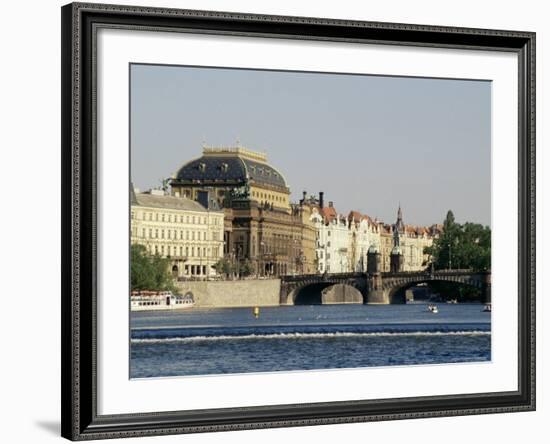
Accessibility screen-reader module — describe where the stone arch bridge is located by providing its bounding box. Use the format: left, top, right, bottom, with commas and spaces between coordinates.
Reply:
279, 270, 491, 305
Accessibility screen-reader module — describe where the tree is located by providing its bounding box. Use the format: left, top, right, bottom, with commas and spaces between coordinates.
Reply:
213, 258, 234, 278
425, 211, 491, 272
130, 244, 176, 291
239, 259, 254, 277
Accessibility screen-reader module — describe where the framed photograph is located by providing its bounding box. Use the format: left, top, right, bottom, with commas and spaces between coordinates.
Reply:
61, 2, 535, 440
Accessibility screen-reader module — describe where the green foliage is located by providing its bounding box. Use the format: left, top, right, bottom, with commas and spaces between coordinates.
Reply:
213, 258, 234, 276
131, 244, 176, 292
425, 210, 491, 272
239, 259, 254, 277
213, 258, 254, 278
427, 281, 481, 302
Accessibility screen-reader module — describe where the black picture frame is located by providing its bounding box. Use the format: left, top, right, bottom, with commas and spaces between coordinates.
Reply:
61, 2, 536, 440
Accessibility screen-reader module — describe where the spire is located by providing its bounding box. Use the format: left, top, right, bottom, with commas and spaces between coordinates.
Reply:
395, 203, 404, 233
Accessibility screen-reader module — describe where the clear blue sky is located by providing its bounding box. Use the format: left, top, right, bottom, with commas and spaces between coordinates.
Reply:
130, 64, 491, 227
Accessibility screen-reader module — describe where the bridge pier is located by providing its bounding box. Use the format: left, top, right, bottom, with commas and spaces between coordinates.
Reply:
366, 272, 392, 304
366, 289, 390, 304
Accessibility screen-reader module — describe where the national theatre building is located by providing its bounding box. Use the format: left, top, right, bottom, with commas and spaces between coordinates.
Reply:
170, 146, 317, 276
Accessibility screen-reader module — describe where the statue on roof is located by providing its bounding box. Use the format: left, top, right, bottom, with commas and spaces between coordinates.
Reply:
231, 184, 250, 199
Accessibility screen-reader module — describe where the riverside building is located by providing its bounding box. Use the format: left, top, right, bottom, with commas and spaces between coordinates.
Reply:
130, 188, 224, 279
310, 197, 441, 274
170, 146, 315, 276
311, 198, 351, 273
382, 206, 442, 272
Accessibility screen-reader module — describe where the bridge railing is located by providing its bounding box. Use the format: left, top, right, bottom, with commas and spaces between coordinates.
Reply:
280, 272, 366, 282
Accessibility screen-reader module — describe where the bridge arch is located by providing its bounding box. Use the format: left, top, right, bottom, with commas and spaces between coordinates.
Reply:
292, 282, 337, 305
383, 276, 484, 304
285, 279, 367, 305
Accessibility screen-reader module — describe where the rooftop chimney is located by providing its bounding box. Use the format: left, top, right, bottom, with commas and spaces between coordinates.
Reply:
319, 191, 324, 209
328, 201, 334, 208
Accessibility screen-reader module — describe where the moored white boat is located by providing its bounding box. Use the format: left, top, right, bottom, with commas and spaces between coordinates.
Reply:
130, 290, 194, 311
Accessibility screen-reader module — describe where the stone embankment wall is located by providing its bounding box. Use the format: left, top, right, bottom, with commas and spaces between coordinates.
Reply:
176, 279, 281, 308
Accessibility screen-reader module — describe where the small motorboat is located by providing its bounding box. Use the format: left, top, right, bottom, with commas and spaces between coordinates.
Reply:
427, 304, 439, 314
482, 303, 492, 312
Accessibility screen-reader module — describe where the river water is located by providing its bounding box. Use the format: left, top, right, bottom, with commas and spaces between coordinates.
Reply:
130, 303, 491, 378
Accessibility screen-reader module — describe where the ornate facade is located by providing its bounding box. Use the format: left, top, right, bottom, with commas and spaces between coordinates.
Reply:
170, 146, 315, 276
130, 189, 224, 278
348, 212, 381, 272
383, 205, 442, 272
170, 146, 291, 212
311, 201, 350, 274
162, 146, 442, 277
309, 198, 441, 274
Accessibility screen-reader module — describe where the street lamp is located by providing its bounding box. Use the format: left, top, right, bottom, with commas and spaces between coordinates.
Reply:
260, 241, 265, 277
448, 241, 452, 270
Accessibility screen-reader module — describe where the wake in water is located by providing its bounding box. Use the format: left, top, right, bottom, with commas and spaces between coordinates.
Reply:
131, 321, 490, 344
131, 330, 490, 344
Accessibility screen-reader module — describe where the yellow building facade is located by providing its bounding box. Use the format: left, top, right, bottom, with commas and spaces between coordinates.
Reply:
131, 190, 224, 278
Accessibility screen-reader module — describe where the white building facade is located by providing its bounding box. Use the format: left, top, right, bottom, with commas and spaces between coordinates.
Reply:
348, 215, 381, 272
131, 190, 225, 279
311, 207, 350, 273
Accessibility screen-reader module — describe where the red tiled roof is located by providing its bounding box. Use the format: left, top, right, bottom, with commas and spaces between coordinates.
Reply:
320, 206, 338, 223
348, 210, 362, 223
